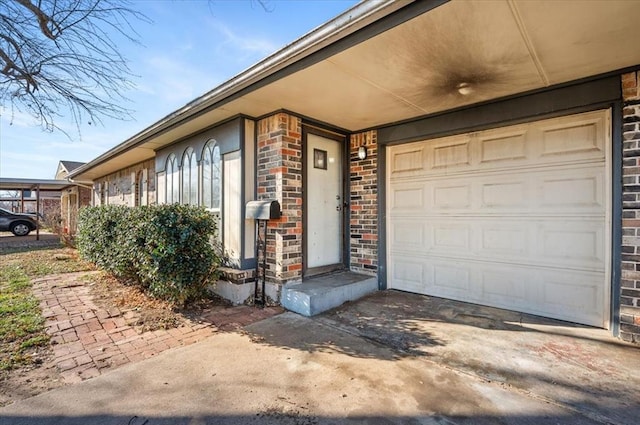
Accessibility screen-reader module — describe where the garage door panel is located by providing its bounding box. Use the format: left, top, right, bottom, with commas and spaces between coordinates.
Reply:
538, 172, 604, 209
480, 225, 528, 256
390, 256, 604, 327
479, 131, 528, 164
390, 184, 425, 211
539, 116, 605, 158
391, 147, 424, 174
391, 259, 425, 293
392, 216, 604, 271
433, 183, 471, 209
538, 221, 605, 268
390, 221, 425, 249
387, 109, 610, 328
432, 139, 471, 169
540, 271, 604, 326
481, 269, 528, 302
393, 164, 605, 215
389, 113, 606, 182
480, 181, 528, 208
432, 264, 471, 292
433, 223, 471, 251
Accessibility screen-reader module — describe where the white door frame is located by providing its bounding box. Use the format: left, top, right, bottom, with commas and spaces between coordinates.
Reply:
303, 129, 347, 277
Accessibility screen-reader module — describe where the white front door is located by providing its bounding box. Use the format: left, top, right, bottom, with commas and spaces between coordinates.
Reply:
307, 133, 343, 271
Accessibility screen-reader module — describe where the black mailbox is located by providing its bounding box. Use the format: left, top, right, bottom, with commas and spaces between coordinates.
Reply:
246, 200, 281, 220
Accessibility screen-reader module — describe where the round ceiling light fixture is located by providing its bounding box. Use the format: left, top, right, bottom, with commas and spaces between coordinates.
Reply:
457, 82, 473, 96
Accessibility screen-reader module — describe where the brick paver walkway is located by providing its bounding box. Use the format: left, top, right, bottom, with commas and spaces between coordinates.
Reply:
32, 272, 282, 384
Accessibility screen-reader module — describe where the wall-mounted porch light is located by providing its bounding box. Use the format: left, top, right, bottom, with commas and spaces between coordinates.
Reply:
357, 145, 367, 160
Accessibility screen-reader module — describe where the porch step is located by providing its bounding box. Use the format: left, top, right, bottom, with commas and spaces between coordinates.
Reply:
280, 271, 378, 316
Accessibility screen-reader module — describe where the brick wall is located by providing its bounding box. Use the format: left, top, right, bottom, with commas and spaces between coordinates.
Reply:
256, 113, 303, 284
41, 198, 61, 227
94, 159, 156, 206
349, 130, 378, 276
621, 71, 640, 343
79, 187, 92, 207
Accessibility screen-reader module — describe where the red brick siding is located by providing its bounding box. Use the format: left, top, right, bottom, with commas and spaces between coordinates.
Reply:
79, 187, 92, 207
257, 113, 303, 284
41, 198, 61, 219
621, 71, 640, 343
349, 131, 378, 275
94, 159, 156, 206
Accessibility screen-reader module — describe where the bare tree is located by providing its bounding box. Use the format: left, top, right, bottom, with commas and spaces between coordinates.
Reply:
0, 0, 148, 134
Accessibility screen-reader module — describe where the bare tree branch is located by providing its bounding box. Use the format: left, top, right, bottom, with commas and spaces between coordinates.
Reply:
0, 0, 149, 135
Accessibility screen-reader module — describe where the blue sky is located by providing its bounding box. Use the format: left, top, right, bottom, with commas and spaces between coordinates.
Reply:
0, 0, 358, 179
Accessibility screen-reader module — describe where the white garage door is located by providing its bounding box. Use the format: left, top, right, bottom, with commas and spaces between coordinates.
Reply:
387, 110, 611, 328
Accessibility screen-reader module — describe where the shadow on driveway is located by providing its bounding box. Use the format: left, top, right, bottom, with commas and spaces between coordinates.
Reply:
245, 290, 640, 425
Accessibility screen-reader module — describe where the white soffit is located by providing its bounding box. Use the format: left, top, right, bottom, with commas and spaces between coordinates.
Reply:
512, 0, 640, 84
78, 148, 155, 181
231, 0, 639, 130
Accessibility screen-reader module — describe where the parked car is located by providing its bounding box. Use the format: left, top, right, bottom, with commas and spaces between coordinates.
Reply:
0, 208, 38, 236
23, 211, 45, 220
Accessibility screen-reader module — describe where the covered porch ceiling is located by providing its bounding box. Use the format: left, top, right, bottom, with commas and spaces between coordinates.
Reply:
71, 0, 640, 181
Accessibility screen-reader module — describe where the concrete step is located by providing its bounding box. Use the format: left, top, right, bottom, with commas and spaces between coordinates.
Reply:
281, 271, 378, 316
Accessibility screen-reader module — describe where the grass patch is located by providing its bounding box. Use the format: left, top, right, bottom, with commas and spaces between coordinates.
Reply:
0, 248, 93, 370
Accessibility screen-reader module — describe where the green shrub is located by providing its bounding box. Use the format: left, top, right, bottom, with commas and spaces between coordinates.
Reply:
77, 204, 220, 304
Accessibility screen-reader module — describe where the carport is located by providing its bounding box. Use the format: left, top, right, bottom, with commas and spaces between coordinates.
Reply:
0, 178, 73, 240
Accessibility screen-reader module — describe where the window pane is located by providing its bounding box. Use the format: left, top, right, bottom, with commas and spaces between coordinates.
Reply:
138, 172, 146, 206
202, 146, 212, 208
212, 146, 221, 210
172, 165, 179, 204
189, 152, 197, 205
166, 156, 176, 203
182, 153, 190, 205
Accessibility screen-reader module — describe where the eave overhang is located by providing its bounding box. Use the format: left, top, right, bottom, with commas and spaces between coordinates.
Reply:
69, 0, 640, 181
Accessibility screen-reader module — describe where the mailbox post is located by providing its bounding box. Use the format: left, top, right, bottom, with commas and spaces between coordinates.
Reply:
245, 200, 281, 306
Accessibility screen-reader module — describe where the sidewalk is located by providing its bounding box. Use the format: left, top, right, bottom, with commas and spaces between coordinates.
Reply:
31, 272, 282, 384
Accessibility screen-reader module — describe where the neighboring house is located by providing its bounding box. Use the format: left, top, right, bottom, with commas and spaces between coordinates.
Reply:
0, 190, 61, 219
55, 161, 92, 234
0, 178, 75, 238
0, 160, 92, 234
68, 1, 640, 343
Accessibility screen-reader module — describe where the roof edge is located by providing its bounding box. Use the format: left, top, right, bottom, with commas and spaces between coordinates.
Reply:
68, 0, 410, 180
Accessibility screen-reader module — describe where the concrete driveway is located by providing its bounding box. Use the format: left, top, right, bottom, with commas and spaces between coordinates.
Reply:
1, 291, 639, 425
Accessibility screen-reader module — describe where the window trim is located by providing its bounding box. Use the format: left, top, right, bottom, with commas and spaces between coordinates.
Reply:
165, 154, 179, 204
181, 147, 198, 205
202, 140, 222, 212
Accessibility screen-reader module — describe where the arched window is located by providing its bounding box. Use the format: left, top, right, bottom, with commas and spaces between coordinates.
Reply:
135, 170, 146, 206
202, 141, 221, 211
100, 183, 105, 205
165, 154, 179, 203
182, 148, 198, 205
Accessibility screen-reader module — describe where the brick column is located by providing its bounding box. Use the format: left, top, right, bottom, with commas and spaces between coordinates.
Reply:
349, 130, 378, 275
621, 71, 640, 343
256, 113, 303, 285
